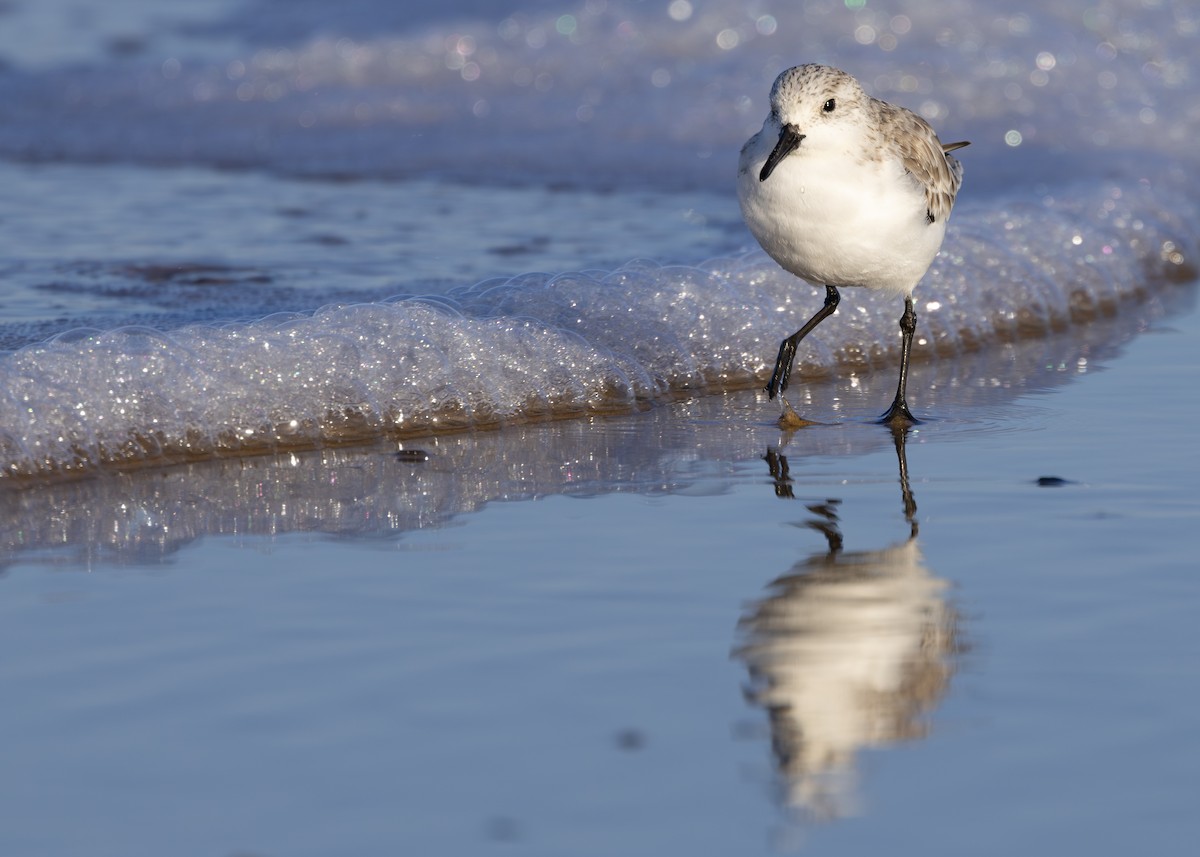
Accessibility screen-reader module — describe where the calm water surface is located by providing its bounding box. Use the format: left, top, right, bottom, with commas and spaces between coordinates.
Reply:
1, 299, 1196, 856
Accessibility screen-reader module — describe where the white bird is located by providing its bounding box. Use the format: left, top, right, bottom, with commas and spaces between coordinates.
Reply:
738, 64, 967, 425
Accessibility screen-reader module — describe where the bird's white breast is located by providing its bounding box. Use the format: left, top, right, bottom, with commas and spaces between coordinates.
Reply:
737, 130, 947, 296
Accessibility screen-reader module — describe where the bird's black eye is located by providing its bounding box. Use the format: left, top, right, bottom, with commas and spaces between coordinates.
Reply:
822, 98, 836, 113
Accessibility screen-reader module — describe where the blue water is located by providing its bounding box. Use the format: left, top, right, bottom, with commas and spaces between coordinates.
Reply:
1, 0, 1198, 854
2, 300, 1198, 855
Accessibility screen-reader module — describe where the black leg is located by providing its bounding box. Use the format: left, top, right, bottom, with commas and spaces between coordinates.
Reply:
889, 422, 919, 539
879, 296, 919, 426
765, 285, 840, 400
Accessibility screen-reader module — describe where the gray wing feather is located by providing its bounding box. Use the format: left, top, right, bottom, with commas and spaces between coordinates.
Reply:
878, 102, 967, 224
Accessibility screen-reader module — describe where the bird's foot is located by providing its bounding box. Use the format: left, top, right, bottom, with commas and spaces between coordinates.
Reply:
777, 396, 817, 429
878, 399, 919, 427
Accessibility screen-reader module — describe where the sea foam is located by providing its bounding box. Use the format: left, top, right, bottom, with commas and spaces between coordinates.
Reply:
1, 171, 1193, 478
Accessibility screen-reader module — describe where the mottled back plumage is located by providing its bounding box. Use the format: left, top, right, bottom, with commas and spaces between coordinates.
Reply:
879, 101, 966, 223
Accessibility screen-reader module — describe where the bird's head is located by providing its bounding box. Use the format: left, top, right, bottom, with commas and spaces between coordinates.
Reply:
758, 64, 869, 182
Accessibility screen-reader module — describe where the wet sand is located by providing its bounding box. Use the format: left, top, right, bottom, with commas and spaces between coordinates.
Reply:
1, 290, 1198, 855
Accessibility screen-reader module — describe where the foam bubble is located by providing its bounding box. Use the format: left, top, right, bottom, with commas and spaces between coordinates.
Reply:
1, 172, 1194, 479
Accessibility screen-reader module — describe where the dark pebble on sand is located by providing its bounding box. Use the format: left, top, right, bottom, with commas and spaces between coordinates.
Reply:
614, 728, 646, 751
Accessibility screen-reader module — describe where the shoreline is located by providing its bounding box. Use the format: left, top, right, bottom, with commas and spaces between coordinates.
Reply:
2, 286, 1192, 565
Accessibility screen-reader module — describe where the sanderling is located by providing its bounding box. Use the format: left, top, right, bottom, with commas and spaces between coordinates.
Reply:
738, 64, 967, 426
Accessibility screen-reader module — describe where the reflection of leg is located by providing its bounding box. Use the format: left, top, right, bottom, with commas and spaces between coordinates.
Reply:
763, 447, 794, 499
890, 424, 918, 539
766, 286, 840, 399
879, 296, 918, 426
763, 448, 844, 552
804, 499, 843, 555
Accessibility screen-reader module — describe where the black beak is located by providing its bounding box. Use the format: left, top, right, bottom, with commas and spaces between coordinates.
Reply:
759, 123, 805, 182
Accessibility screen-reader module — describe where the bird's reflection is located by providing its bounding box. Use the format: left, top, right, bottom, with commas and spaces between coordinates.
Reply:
736, 427, 960, 820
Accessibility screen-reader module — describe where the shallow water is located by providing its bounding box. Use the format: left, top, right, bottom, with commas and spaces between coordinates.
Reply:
2, 294, 1198, 855
0, 160, 740, 346
2, 0, 1200, 853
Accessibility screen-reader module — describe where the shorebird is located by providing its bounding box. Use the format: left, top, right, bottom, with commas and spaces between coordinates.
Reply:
738, 64, 967, 425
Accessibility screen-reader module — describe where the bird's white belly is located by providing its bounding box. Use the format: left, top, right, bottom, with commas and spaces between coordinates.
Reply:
738, 152, 945, 296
